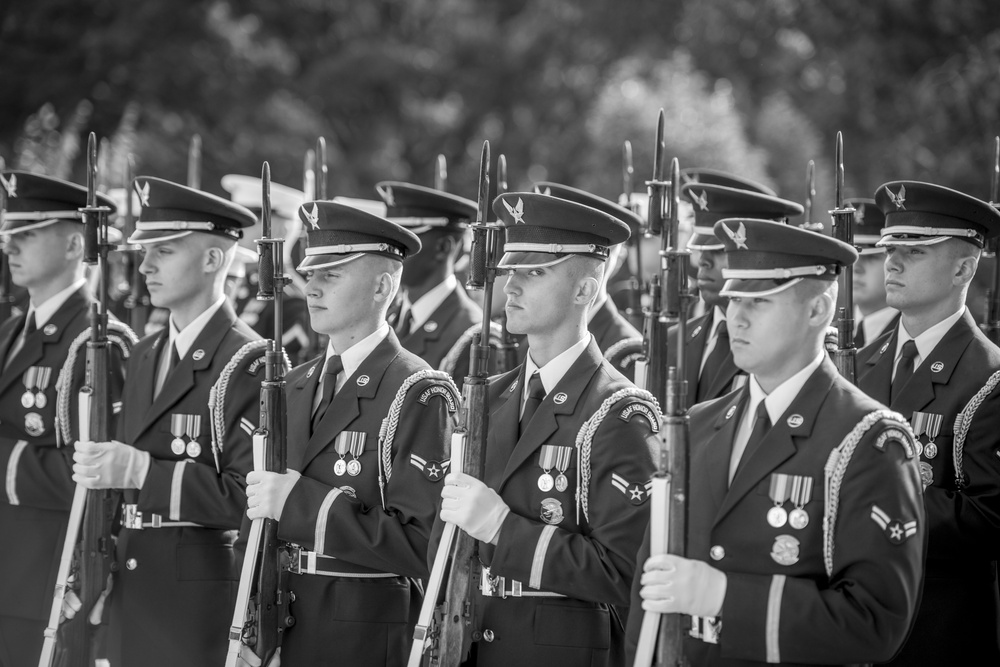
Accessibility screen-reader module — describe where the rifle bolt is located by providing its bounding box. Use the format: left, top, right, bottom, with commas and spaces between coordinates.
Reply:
483, 629, 495, 643
126, 558, 138, 570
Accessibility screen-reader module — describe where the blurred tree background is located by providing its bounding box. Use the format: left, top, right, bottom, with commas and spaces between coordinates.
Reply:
2, 0, 999, 219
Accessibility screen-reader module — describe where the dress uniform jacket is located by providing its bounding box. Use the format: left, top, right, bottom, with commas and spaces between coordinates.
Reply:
275, 330, 457, 667
667, 310, 744, 409
627, 358, 925, 666
108, 302, 262, 667
461, 338, 657, 667
858, 310, 1000, 665
591, 296, 642, 382
400, 282, 481, 371
0, 286, 127, 666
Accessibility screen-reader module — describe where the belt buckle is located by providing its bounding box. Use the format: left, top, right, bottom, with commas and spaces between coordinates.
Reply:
149, 513, 162, 528
121, 504, 142, 530
703, 617, 721, 644
480, 568, 505, 598
286, 545, 303, 574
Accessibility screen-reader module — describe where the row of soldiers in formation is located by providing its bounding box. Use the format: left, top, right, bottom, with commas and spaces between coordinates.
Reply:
0, 154, 998, 667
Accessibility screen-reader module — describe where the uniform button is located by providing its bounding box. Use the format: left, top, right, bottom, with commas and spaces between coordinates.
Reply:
483, 629, 495, 642
126, 558, 138, 571
710, 545, 725, 561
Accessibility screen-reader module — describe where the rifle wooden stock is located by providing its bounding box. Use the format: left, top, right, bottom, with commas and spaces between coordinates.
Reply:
984, 137, 1000, 345
410, 141, 494, 666
227, 163, 292, 666
829, 132, 857, 383
41, 133, 119, 667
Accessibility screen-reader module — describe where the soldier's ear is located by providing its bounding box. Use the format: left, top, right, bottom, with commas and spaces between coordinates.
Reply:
204, 246, 227, 273
574, 275, 600, 306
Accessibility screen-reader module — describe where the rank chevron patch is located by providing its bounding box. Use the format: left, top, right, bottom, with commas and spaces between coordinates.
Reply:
410, 453, 450, 482
611, 473, 652, 506
870, 504, 917, 544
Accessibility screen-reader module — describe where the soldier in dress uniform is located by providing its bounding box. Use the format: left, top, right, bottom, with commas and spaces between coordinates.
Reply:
373, 181, 482, 372
856, 181, 1000, 665
848, 198, 899, 348
222, 174, 312, 365
532, 182, 645, 381
628, 218, 925, 666
437, 192, 658, 666
71, 176, 263, 667
0, 172, 127, 667
244, 201, 459, 666
670, 181, 803, 408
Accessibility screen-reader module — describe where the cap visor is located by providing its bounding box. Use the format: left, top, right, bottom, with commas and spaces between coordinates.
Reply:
127, 229, 194, 245
497, 251, 574, 270
296, 253, 365, 272
687, 232, 725, 251
719, 277, 804, 298
875, 234, 950, 247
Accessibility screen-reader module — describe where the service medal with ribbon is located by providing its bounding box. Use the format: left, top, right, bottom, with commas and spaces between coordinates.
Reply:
185, 415, 202, 458
170, 414, 187, 455
788, 475, 814, 530
911, 412, 943, 460
767, 474, 792, 528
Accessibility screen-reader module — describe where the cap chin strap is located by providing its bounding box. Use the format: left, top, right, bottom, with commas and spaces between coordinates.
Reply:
876, 225, 982, 247
720, 277, 804, 298
127, 230, 194, 245
876, 235, 952, 247
295, 252, 366, 272
497, 254, 575, 271
4, 210, 82, 221
723, 265, 829, 280
0, 217, 66, 235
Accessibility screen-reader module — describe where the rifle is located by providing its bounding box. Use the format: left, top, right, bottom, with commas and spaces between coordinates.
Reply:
494, 153, 519, 374
121, 154, 151, 335
435, 154, 448, 192
983, 137, 1000, 345
800, 160, 824, 232
633, 110, 693, 666
829, 132, 857, 383
621, 140, 645, 329
0, 155, 14, 323
187, 134, 202, 190
299, 137, 329, 359
409, 141, 497, 666
40, 132, 120, 667
226, 162, 294, 666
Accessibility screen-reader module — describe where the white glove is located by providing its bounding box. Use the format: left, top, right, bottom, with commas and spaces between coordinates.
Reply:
237, 645, 281, 667
639, 553, 727, 618
246, 470, 302, 521
73, 440, 150, 489
440, 472, 510, 544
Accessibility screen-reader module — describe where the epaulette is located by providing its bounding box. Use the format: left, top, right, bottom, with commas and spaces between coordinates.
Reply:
54, 320, 139, 447
377, 369, 461, 511
574, 387, 661, 523
823, 409, 913, 576
207, 340, 289, 474
603, 336, 644, 371
953, 370, 1000, 490
438, 320, 504, 376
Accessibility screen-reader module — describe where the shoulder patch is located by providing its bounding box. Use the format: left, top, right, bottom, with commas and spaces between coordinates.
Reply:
418, 384, 459, 413
410, 453, 450, 481
611, 473, 652, 505
872, 427, 915, 459
619, 402, 660, 433
870, 505, 918, 544
247, 357, 265, 376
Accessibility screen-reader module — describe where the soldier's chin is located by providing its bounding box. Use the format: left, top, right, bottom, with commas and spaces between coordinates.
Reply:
504, 309, 528, 335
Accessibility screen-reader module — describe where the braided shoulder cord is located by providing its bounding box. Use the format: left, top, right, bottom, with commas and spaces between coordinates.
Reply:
952, 370, 1000, 490
208, 340, 274, 462
574, 387, 662, 524
603, 336, 643, 364
54, 321, 139, 446
438, 320, 504, 376
823, 409, 912, 577
378, 369, 461, 510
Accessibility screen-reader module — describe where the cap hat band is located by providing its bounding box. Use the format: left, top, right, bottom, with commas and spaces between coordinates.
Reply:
306, 243, 403, 258
855, 233, 881, 246
722, 265, 831, 280
387, 216, 452, 228
879, 225, 980, 239
137, 221, 218, 232
503, 242, 609, 258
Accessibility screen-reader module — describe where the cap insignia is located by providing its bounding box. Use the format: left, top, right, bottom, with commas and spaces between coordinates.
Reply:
540, 186, 552, 196
887, 185, 906, 210
503, 197, 526, 224
382, 186, 395, 207
135, 180, 150, 207
0, 173, 17, 198
722, 221, 749, 250
682, 172, 698, 186
691, 189, 709, 211
854, 205, 865, 225
304, 203, 320, 230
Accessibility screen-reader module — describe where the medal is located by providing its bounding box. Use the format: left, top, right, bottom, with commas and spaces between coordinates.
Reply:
555, 474, 568, 493
911, 412, 943, 460
924, 442, 938, 459
334, 431, 366, 477
347, 459, 362, 476
788, 475, 813, 530
34, 368, 52, 409
767, 474, 791, 528
334, 430, 351, 476
21, 367, 37, 408
185, 415, 202, 459
170, 414, 186, 455
334, 459, 348, 476
540, 498, 564, 525
21, 392, 34, 409
34, 392, 47, 409
552, 446, 572, 493
537, 473, 554, 492
186, 441, 202, 458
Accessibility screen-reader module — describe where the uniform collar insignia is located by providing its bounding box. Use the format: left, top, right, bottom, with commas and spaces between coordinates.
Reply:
722, 221, 749, 249
503, 197, 526, 224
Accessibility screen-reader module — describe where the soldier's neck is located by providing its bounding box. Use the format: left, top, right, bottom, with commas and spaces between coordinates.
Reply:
526, 320, 588, 368
324, 315, 383, 355
170, 289, 223, 331
899, 294, 965, 338
27, 265, 83, 308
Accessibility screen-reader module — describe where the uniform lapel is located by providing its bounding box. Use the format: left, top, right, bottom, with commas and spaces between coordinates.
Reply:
715, 360, 836, 526
498, 340, 603, 490
286, 354, 324, 470
299, 332, 400, 470
484, 366, 524, 488
684, 313, 712, 398
401, 286, 458, 356
891, 311, 976, 413
140, 304, 237, 435
694, 389, 745, 519
858, 325, 897, 404
703, 350, 740, 401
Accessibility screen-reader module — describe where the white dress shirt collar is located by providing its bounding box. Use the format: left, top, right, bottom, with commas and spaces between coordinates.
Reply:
410, 275, 458, 333
168, 296, 227, 359
895, 306, 966, 370
523, 333, 593, 402
323, 322, 390, 393
27, 278, 87, 329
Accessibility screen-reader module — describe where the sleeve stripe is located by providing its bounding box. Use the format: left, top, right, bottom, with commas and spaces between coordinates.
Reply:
169, 460, 192, 520
766, 574, 785, 663
314, 488, 343, 552
529, 524, 558, 589
5, 440, 28, 505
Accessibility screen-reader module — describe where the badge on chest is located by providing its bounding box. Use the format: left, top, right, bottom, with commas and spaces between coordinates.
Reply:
21, 366, 52, 410
333, 431, 366, 476
766, 473, 813, 530
170, 414, 203, 457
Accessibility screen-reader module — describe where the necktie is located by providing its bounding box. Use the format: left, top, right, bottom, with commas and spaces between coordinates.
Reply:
519, 372, 546, 438
854, 321, 866, 349
730, 400, 770, 485
698, 321, 729, 402
3, 312, 35, 370
890, 340, 918, 403
312, 355, 343, 433
154, 341, 180, 399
